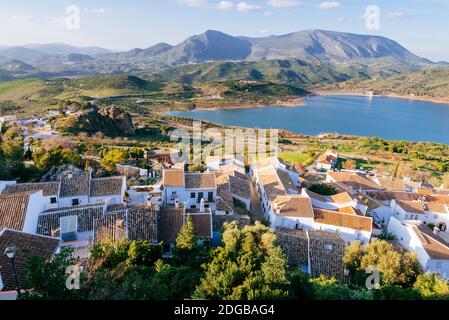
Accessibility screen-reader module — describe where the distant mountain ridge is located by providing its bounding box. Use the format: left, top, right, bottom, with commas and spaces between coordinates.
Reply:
0, 29, 440, 80
114, 29, 432, 66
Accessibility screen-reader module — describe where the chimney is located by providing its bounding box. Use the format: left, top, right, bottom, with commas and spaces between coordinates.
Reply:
433, 227, 440, 236
200, 198, 205, 212
273, 199, 280, 215
175, 198, 180, 209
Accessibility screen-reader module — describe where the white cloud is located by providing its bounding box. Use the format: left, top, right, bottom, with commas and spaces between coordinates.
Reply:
264, 11, 275, 16
268, 0, 301, 8
236, 2, 262, 11
218, 1, 235, 10
178, 0, 209, 7
337, 16, 345, 22
318, 1, 341, 9
386, 11, 410, 19
82, 7, 112, 15
10, 15, 34, 23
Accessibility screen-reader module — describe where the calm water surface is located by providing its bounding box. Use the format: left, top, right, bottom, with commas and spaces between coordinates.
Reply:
169, 95, 449, 145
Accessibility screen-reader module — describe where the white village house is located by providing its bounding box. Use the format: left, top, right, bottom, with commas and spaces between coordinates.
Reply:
388, 217, 449, 279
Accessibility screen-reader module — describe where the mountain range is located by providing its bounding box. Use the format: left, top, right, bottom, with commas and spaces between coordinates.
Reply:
0, 29, 441, 80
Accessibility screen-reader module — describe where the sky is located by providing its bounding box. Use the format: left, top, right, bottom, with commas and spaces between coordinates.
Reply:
0, 0, 448, 61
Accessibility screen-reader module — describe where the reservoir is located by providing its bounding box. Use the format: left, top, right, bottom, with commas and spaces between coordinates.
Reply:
169, 95, 449, 145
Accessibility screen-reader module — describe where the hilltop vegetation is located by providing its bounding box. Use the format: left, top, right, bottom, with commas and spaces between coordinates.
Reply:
147, 58, 408, 87
0, 75, 189, 115
322, 66, 449, 102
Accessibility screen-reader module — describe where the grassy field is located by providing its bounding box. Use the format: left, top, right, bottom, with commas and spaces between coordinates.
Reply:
0, 78, 44, 97
278, 151, 311, 165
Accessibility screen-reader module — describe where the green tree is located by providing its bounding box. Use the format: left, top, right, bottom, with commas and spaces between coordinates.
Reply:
100, 149, 129, 171
308, 183, 338, 196
193, 221, 290, 300
413, 273, 449, 299
287, 269, 315, 300
33, 145, 81, 171
310, 276, 356, 300
344, 239, 422, 288
129, 147, 144, 160
372, 285, 421, 300
176, 215, 197, 251
21, 249, 81, 300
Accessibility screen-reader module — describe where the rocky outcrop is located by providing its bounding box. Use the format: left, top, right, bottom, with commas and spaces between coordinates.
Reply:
55, 105, 134, 136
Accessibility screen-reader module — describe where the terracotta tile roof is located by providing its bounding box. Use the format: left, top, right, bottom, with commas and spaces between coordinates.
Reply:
157, 206, 184, 243
365, 191, 420, 202
90, 177, 123, 197
424, 202, 449, 214
395, 200, 425, 214
215, 172, 230, 184
253, 157, 280, 171
415, 224, 449, 259
216, 185, 234, 212
218, 163, 245, 174
2, 182, 59, 197
258, 166, 287, 201
232, 171, 249, 181
276, 169, 296, 191
329, 192, 353, 203
213, 214, 250, 231
94, 205, 158, 243
336, 206, 363, 216
185, 173, 216, 189
106, 204, 127, 212
59, 173, 90, 198
163, 169, 185, 187
304, 189, 352, 204
303, 189, 329, 202
328, 172, 381, 191
376, 177, 408, 191
0, 228, 60, 291
275, 195, 314, 218
417, 187, 433, 195
317, 154, 337, 166
37, 204, 105, 237
187, 213, 212, 239
314, 208, 373, 232
229, 175, 251, 200
0, 193, 32, 231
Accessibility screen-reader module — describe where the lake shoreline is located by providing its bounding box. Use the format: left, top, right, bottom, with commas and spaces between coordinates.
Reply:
313, 90, 449, 105
192, 97, 306, 111
167, 94, 449, 145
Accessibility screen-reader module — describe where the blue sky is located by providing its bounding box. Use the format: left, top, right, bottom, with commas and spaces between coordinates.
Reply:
0, 0, 448, 61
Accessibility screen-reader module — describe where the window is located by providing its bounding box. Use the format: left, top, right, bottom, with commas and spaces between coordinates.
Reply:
72, 198, 79, 206
205, 204, 210, 208
190, 192, 196, 198
50, 197, 57, 204
208, 192, 214, 202
197, 192, 204, 203
60, 215, 77, 242
190, 205, 196, 209
163, 244, 171, 254
171, 191, 177, 195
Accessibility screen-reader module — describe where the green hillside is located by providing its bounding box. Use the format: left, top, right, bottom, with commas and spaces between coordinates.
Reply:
0, 76, 178, 115
146, 58, 420, 87
322, 66, 449, 102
